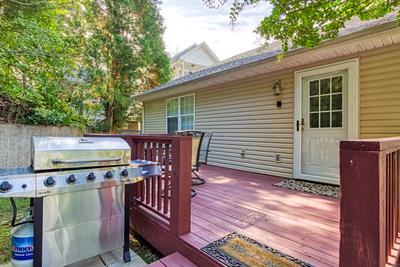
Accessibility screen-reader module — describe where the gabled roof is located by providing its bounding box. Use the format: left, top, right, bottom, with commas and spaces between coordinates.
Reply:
171, 42, 220, 64
138, 12, 399, 100
171, 44, 198, 62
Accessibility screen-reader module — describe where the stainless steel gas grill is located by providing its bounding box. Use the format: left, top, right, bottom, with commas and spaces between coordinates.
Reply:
0, 136, 161, 267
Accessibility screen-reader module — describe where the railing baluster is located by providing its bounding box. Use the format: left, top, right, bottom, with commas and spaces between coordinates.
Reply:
394, 151, 399, 247
397, 151, 400, 236
157, 142, 163, 211
164, 143, 170, 214
137, 141, 145, 202
387, 153, 392, 258
146, 142, 151, 160
151, 142, 156, 207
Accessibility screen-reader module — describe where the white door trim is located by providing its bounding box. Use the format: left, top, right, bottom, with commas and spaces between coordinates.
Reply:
293, 59, 359, 184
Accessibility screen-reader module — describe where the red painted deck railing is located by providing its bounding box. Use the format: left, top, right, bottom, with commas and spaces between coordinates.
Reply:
340, 137, 400, 267
85, 134, 192, 236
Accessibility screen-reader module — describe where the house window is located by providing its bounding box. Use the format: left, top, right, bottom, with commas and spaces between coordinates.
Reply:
166, 95, 194, 133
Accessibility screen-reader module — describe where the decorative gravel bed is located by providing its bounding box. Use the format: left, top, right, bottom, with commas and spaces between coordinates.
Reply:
274, 179, 340, 198
130, 233, 162, 264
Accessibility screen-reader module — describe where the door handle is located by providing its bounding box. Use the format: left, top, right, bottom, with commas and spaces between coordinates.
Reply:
296, 119, 305, 132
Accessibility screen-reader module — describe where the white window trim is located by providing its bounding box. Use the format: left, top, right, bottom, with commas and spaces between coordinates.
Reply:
141, 105, 145, 134
293, 59, 359, 184
165, 94, 195, 133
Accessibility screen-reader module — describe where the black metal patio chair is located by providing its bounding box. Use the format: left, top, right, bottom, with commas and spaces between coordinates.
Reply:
161, 130, 213, 198
194, 131, 213, 185
175, 130, 213, 186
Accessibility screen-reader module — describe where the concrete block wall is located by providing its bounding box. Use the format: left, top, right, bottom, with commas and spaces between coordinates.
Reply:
0, 123, 82, 168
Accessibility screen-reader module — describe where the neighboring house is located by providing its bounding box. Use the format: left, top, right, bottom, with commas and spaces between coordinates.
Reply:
136, 13, 400, 185
171, 42, 220, 79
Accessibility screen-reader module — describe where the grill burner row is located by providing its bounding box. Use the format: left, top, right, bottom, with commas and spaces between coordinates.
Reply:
0, 160, 155, 198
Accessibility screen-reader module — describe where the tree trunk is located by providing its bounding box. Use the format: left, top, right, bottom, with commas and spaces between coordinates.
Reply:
107, 102, 113, 133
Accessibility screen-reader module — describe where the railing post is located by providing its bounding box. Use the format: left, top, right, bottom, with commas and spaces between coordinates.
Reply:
339, 140, 386, 267
170, 136, 192, 236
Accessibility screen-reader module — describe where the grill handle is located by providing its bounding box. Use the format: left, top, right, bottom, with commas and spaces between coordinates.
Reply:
52, 157, 122, 164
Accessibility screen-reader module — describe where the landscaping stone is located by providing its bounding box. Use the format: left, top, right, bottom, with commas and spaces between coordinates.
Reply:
274, 179, 340, 198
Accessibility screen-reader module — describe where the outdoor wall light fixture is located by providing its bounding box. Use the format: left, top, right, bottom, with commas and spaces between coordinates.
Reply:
272, 80, 282, 96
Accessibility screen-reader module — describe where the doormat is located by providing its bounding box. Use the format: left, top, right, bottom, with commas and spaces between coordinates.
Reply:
273, 179, 340, 198
201, 232, 313, 267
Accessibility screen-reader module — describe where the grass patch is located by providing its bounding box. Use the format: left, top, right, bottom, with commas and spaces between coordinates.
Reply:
0, 198, 30, 264
130, 233, 162, 264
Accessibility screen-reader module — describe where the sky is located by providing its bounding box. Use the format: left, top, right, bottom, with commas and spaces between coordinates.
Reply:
160, 0, 272, 60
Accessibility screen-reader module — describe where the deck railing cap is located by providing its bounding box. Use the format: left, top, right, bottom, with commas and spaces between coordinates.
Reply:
84, 133, 192, 141
340, 137, 400, 152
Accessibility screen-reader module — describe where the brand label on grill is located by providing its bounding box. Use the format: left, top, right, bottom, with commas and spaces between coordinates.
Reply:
11, 236, 34, 261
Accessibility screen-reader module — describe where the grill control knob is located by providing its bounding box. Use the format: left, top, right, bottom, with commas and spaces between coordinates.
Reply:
44, 176, 56, 187
120, 169, 129, 177
0, 181, 12, 193
87, 172, 96, 182
104, 170, 113, 179
66, 174, 78, 184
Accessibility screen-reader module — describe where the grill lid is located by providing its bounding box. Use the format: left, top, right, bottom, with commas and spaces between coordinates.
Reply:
32, 136, 131, 171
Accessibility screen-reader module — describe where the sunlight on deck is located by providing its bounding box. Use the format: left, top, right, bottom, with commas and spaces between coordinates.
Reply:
190, 165, 340, 267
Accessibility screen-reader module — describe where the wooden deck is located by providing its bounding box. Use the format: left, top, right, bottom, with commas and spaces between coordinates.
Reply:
187, 165, 340, 267
132, 165, 340, 267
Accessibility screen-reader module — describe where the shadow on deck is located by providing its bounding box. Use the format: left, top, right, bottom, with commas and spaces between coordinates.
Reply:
131, 165, 339, 267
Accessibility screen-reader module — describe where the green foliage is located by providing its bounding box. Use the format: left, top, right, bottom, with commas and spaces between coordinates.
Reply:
82, 0, 171, 132
0, 0, 86, 127
203, 0, 400, 52
0, 0, 171, 130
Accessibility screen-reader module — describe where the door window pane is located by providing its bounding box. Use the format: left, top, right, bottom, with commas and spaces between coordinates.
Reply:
332, 76, 343, 93
307, 75, 344, 129
310, 97, 319, 112
320, 95, 330, 111
332, 111, 343, 127
320, 78, 330, 94
167, 117, 178, 134
310, 113, 319, 128
332, 94, 342, 110
310, 80, 319, 96
320, 112, 330, 128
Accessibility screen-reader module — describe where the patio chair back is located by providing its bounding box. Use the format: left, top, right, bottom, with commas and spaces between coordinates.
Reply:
199, 132, 213, 165
175, 131, 205, 170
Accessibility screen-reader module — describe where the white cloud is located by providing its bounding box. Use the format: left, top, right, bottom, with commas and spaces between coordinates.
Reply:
160, 1, 272, 60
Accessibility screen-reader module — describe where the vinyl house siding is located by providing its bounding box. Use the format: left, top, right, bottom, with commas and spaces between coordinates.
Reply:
143, 72, 295, 178
359, 44, 400, 138
142, 44, 400, 178
143, 99, 166, 134
195, 72, 294, 177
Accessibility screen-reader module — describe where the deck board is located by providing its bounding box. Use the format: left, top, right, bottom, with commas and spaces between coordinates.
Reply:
189, 165, 340, 267
160, 252, 197, 267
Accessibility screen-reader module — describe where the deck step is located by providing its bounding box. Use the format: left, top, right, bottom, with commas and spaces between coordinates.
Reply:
147, 252, 197, 267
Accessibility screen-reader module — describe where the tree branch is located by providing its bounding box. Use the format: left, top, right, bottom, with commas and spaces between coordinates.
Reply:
8, 0, 48, 5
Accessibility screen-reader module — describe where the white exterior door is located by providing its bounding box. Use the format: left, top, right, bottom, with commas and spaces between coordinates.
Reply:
301, 72, 347, 179
294, 60, 359, 185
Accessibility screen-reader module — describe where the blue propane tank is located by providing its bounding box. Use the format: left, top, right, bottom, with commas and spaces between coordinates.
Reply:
11, 212, 34, 267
